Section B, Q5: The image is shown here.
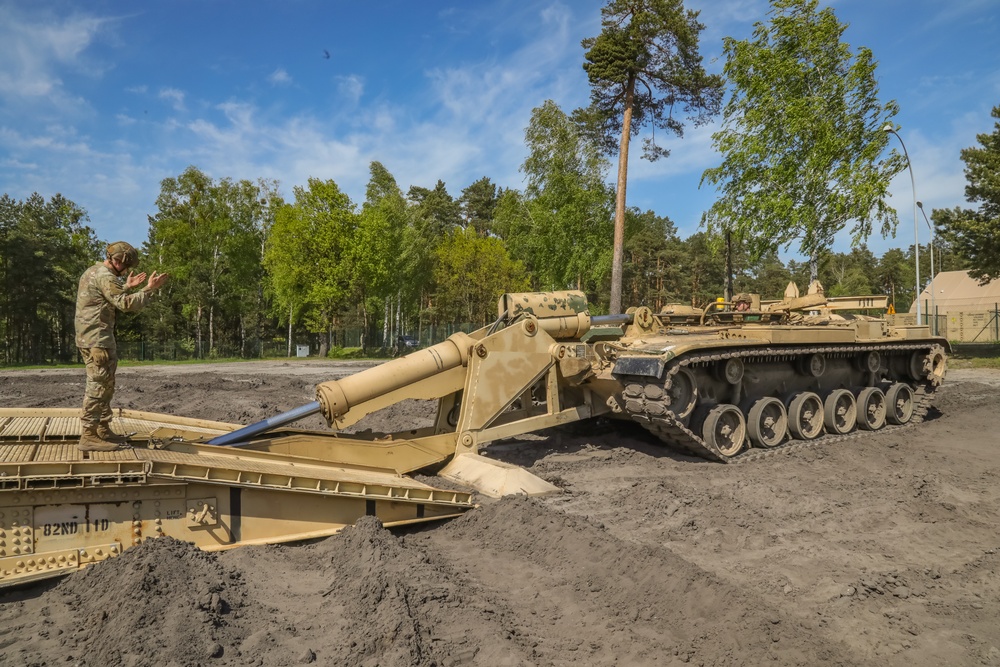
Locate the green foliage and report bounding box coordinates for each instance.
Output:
[962,106,1000,221]
[0,193,101,363]
[408,180,462,240]
[8,90,996,366]
[874,247,913,310]
[325,345,365,359]
[937,105,1000,284]
[403,179,464,332]
[144,167,274,356]
[948,345,1000,370]
[353,162,413,349]
[579,0,724,158]
[264,177,356,337]
[674,232,726,307]
[354,162,407,306]
[825,246,877,297]
[458,177,499,237]
[702,0,904,277]
[744,249,793,299]
[502,101,615,302]
[622,208,684,309]
[433,228,530,326]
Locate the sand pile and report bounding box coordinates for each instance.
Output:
[413,495,859,666]
[0,537,246,666]
[311,515,525,666]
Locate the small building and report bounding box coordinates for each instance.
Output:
[909,270,1000,314]
[905,270,1000,342]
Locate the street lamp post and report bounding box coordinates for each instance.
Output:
[917,201,936,334]
[883,124,921,323]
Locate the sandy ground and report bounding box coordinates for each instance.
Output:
[0,361,998,666]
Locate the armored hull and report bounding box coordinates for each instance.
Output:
[602,295,948,462]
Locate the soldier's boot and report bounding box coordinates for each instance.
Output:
[96,422,129,445]
[78,424,121,452]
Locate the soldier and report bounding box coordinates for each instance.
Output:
[75,241,169,452]
[733,293,753,312]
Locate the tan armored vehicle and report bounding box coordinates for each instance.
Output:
[0,284,946,587]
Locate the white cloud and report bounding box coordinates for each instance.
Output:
[267,68,292,86]
[401,1,588,192]
[129,0,599,208]
[158,87,186,112]
[0,1,601,238]
[883,112,985,220]
[335,75,364,104]
[0,119,162,240]
[0,4,107,102]
[0,156,38,170]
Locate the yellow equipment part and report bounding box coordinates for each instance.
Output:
[0,408,472,588]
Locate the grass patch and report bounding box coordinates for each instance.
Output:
[948,356,1000,370]
[947,342,1000,369]
[116,356,296,367]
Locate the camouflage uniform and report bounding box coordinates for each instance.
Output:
[75,262,153,429]
[733,293,753,312]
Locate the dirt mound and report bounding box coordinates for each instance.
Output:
[0,372,81,408]
[313,515,528,666]
[0,537,247,666]
[415,495,857,666]
[59,537,247,665]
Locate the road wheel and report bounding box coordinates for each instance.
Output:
[667,368,698,423]
[747,397,787,448]
[885,383,915,425]
[701,404,746,458]
[824,389,857,435]
[855,387,887,431]
[787,392,824,440]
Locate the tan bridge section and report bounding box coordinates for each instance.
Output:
[0,408,473,588]
[0,408,232,443]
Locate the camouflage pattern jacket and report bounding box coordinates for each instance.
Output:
[75,263,153,350]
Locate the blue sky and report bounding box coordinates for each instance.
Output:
[1,0,998,263]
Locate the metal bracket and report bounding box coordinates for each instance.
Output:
[186,498,219,528]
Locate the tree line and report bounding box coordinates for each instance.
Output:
[3,0,997,365]
[0,146,964,365]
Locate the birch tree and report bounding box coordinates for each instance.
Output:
[701,0,904,282]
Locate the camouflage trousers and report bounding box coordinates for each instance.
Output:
[80,347,118,428]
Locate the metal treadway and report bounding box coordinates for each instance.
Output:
[0,408,474,588]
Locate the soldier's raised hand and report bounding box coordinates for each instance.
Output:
[125,270,147,289]
[146,271,170,291]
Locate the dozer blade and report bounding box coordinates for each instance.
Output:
[439,453,559,498]
[0,409,473,588]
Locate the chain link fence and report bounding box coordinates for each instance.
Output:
[112,322,483,362]
[890,303,1000,342]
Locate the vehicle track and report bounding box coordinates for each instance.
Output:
[618,342,945,463]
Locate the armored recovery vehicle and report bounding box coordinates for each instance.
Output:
[0,285,947,587]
